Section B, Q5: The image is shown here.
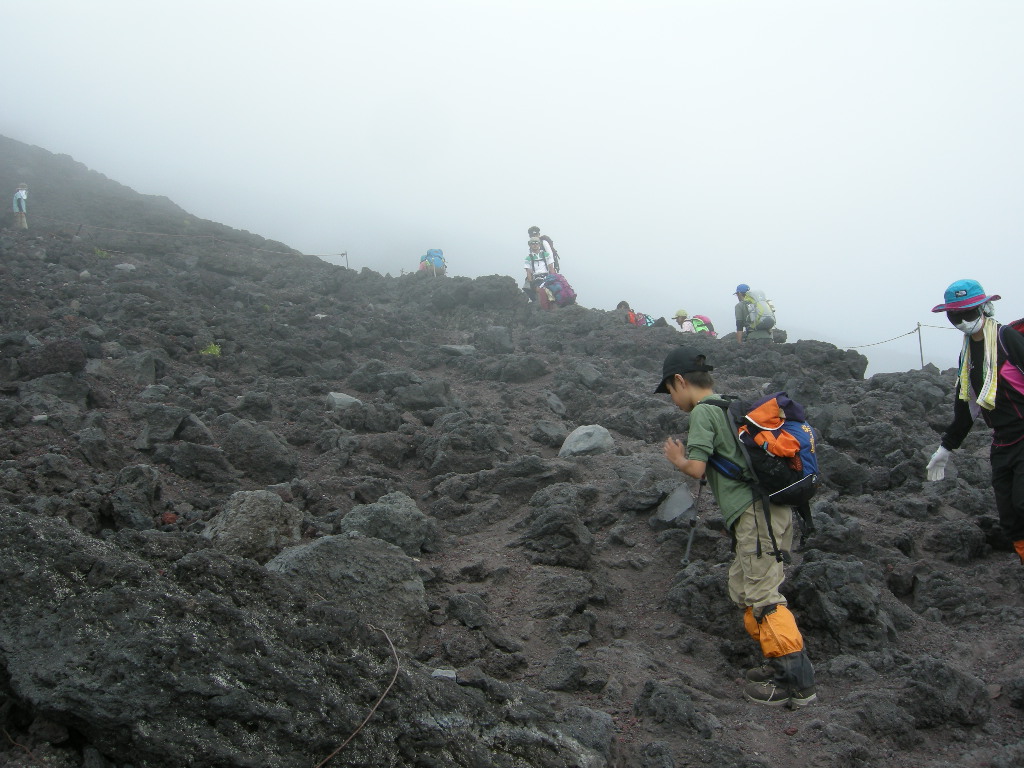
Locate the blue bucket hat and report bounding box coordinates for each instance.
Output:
[931,279,1001,313]
[734,283,750,295]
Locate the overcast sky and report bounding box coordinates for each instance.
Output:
[4,0,1022,376]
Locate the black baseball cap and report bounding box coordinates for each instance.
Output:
[654,347,714,393]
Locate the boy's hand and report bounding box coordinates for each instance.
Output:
[663,437,687,470]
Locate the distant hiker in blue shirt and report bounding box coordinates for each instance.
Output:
[12,184,27,229]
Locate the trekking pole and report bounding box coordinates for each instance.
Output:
[680,477,706,566]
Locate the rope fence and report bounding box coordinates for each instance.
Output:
[843,328,920,349]
[844,322,958,368]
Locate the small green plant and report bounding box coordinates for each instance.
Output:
[199,343,222,357]
[93,248,110,258]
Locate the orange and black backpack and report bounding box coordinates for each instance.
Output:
[706,392,822,558]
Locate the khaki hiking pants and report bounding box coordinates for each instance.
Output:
[728,500,794,610]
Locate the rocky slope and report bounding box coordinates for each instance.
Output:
[0,136,1022,768]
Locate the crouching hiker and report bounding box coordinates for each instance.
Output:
[926,279,1024,566]
[656,347,817,708]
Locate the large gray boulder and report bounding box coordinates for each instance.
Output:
[337,491,441,556]
[203,489,303,563]
[558,424,615,457]
[266,533,428,647]
[220,419,298,483]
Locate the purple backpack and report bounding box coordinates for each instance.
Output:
[542,274,577,307]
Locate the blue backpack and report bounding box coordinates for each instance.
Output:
[419,249,446,273]
[705,392,822,556]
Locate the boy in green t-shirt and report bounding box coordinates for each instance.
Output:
[655,347,816,708]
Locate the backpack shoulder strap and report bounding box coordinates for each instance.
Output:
[696,396,732,415]
[703,396,788,563]
[700,398,746,478]
[998,324,1024,377]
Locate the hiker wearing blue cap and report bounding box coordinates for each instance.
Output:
[733,284,773,344]
[926,279,1024,566]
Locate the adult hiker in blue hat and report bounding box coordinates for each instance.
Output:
[733,284,772,344]
[926,279,1024,566]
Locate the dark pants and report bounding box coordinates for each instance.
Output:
[991,438,1024,541]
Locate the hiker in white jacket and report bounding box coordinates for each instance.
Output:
[12,184,27,229]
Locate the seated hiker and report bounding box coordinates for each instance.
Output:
[675,310,717,336]
[673,310,697,333]
[528,225,560,272]
[618,301,666,328]
[524,238,557,307]
[618,301,644,326]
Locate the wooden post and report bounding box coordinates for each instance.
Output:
[917,322,925,368]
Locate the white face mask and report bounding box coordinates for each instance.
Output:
[956,316,985,335]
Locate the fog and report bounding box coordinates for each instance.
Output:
[4,0,1023,376]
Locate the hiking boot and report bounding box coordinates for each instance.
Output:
[743,680,791,707]
[744,663,775,683]
[789,686,818,708]
[744,680,818,708]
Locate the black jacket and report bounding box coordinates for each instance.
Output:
[941,324,1024,450]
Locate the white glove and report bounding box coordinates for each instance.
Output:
[926,446,951,481]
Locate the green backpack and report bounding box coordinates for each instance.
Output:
[744,290,776,331]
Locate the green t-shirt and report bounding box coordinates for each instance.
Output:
[684,395,756,528]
